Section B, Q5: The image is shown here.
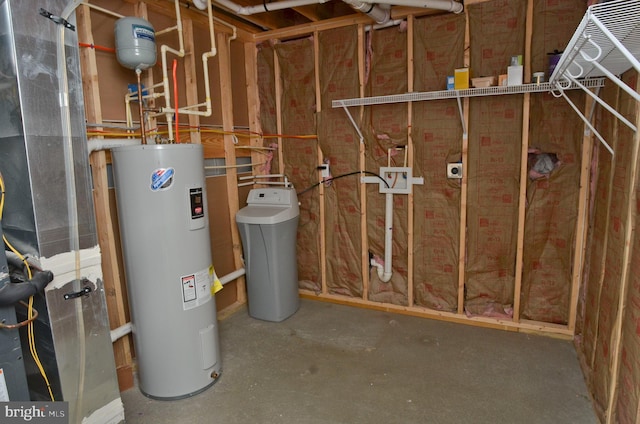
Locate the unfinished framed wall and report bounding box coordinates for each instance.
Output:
[253,0,590,337]
[73,1,640,418]
[577,69,640,423]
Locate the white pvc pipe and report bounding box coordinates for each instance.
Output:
[342,0,390,24]
[205,162,265,169]
[124,0,225,141]
[356,0,463,13]
[215,0,330,15]
[370,193,393,282]
[192,0,217,120]
[214,0,461,16]
[219,268,245,285]
[87,138,141,154]
[239,173,286,180]
[365,19,404,32]
[80,2,124,19]
[146,0,221,142]
[110,322,132,343]
[381,192,393,282]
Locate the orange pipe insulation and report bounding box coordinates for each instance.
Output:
[78,42,115,53]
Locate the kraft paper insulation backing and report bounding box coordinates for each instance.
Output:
[274,38,323,292]
[578,131,610,357]
[520,91,582,324]
[257,43,277,137]
[615,132,640,423]
[318,26,364,297]
[578,72,639,422]
[519,0,588,324]
[578,83,617,422]
[363,25,409,305]
[254,0,640,421]
[412,12,465,311]
[465,0,527,317]
[257,42,281,176]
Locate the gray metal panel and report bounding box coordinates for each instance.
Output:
[44,278,120,422]
[0,223,30,401]
[0,3,121,422]
[0,0,96,258]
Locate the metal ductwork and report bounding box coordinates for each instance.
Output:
[0,1,123,422]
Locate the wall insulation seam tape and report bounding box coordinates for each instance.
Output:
[40,246,102,291]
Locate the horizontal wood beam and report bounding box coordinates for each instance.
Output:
[252,7,449,42]
[300,291,575,339]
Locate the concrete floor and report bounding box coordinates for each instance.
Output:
[121,299,597,424]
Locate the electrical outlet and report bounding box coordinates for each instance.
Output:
[447,163,463,179]
[319,164,330,178]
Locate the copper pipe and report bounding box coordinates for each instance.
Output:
[136,69,147,144]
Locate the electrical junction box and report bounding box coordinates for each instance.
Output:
[378,167,424,194]
[447,163,463,179]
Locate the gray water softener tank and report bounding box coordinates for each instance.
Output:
[114,17,157,71]
[236,188,300,322]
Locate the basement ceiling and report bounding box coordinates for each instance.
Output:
[210,0,361,33]
[144,0,461,37]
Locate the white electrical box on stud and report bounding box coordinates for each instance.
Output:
[447,163,463,179]
[375,167,424,194]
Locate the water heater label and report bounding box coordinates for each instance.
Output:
[190,188,204,219]
[181,268,212,311]
[132,24,155,43]
[150,167,175,191]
